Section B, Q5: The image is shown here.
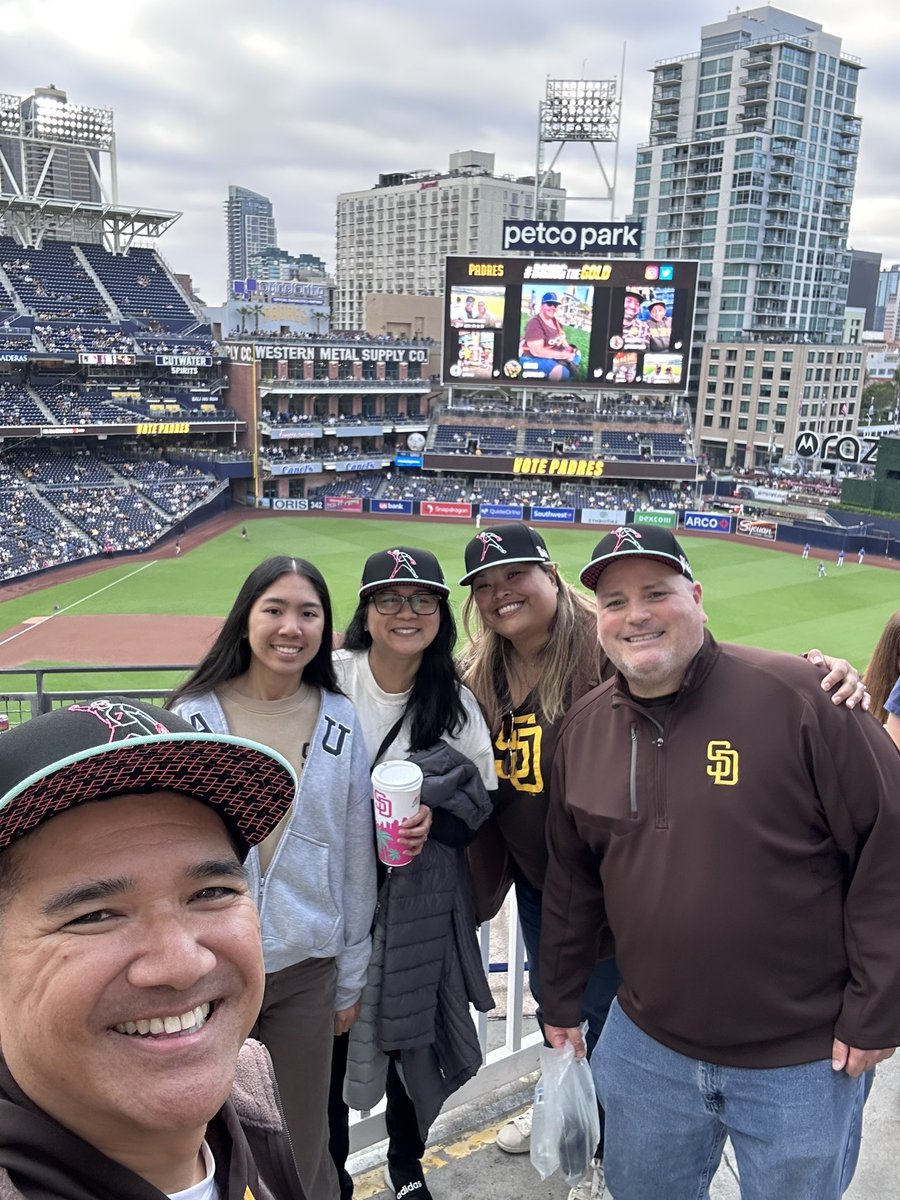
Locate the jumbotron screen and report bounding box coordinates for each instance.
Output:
[442,255,698,392]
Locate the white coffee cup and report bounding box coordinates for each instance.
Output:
[371,759,423,867]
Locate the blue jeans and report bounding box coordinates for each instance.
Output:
[514,869,622,1052]
[593,1000,872,1200]
[519,355,571,381]
[515,870,621,1158]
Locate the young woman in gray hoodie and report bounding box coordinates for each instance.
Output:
[168,555,376,1200]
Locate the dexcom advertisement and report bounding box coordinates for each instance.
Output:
[442,255,698,393]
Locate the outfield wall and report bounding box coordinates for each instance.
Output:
[247,495,900,563]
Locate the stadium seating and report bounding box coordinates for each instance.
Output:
[0,483,94,577]
[522,426,594,454]
[0,382,46,425]
[651,432,691,459]
[432,423,518,453]
[0,314,33,351]
[0,446,219,581]
[379,473,469,502]
[35,322,136,355]
[0,238,109,319]
[646,487,682,509]
[78,244,194,322]
[306,476,379,500]
[5,447,117,485]
[32,383,145,424]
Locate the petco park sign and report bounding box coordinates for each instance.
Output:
[502,219,643,254]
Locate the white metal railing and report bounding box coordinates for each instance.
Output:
[348,890,541,1151]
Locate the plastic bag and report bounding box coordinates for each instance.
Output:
[529,1037,600,1186]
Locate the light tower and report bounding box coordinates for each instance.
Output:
[0,85,177,250]
[533,75,622,221]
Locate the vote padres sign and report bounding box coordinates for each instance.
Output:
[502,219,643,255]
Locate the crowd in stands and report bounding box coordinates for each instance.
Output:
[0,380,45,425]
[1,241,109,320]
[1,239,199,336]
[0,447,219,582]
[261,446,317,464]
[444,394,685,424]
[35,323,135,355]
[33,384,145,425]
[523,427,595,453]
[305,476,380,500]
[0,334,31,350]
[731,467,842,499]
[377,472,648,511]
[0,316,32,351]
[230,328,434,346]
[79,244,195,322]
[0,483,94,577]
[434,405,700,460]
[262,375,429,388]
[0,380,235,427]
[136,336,216,356]
[51,487,168,552]
[597,429,692,462]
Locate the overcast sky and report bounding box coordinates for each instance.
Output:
[2,0,898,304]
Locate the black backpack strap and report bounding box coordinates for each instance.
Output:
[371,715,405,770]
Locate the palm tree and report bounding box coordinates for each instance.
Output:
[236,305,253,335]
[312,309,329,335]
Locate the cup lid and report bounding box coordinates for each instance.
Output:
[372,759,423,790]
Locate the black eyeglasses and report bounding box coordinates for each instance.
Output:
[370,592,441,615]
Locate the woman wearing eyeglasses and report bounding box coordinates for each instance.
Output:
[328,546,496,1200]
[458,522,869,1200]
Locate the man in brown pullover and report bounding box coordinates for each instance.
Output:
[540,526,900,1200]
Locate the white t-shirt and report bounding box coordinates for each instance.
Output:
[167,1142,217,1200]
[333,649,497,791]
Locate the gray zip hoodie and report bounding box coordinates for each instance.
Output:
[173,688,376,1010]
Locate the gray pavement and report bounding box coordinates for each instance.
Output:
[351,1053,899,1198]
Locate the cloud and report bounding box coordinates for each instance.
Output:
[2,0,897,299]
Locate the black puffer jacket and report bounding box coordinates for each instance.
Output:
[345,740,495,1137]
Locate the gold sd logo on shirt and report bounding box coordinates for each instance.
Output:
[707,740,739,786]
[495,711,544,793]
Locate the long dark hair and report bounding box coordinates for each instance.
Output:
[168,556,340,707]
[864,609,900,724]
[342,594,467,752]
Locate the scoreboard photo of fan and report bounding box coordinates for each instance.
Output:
[442,256,698,393]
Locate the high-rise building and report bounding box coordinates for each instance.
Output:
[248,246,327,283]
[874,264,900,342]
[225,185,277,286]
[631,7,862,346]
[630,7,864,468]
[847,249,881,331]
[334,150,565,331]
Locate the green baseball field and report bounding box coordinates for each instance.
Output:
[0,517,896,694]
